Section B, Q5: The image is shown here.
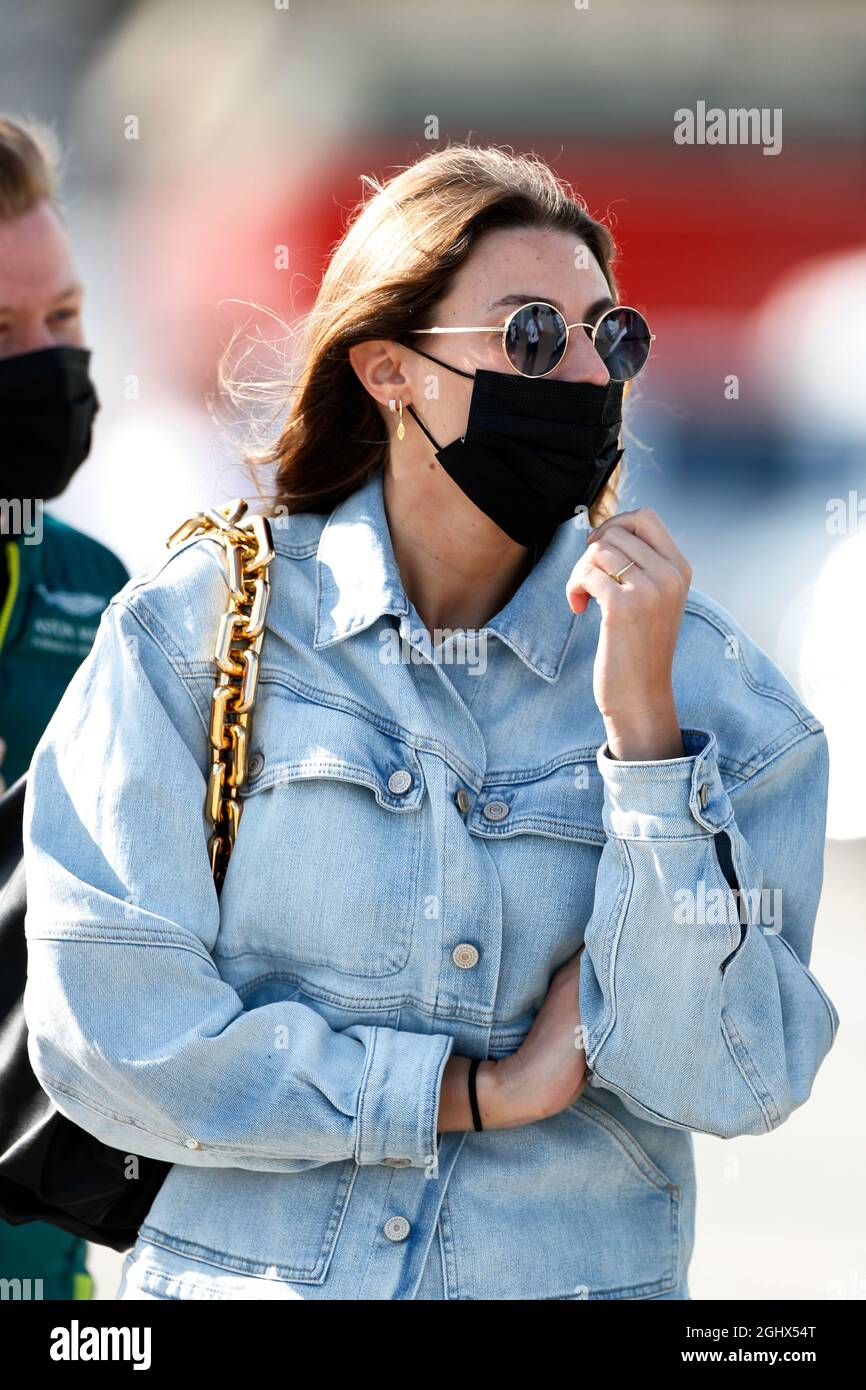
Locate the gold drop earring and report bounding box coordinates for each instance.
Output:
[388,398,405,441]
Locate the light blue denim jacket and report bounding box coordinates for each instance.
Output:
[22,466,839,1300]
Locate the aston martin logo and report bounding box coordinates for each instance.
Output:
[34,584,108,617]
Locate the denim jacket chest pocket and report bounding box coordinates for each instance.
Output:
[467,751,607,846]
[217,684,427,980]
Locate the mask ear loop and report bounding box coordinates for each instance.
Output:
[398,341,476,381]
[395,340,476,452]
[404,402,444,451]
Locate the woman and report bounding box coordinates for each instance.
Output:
[22,145,839,1301]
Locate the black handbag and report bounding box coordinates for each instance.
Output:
[0,770,172,1251]
[0,499,273,1252]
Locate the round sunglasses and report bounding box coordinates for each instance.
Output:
[403,300,654,381]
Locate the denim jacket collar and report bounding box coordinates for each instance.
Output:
[314,466,586,682]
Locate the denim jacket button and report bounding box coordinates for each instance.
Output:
[699,781,709,810]
[247,751,265,780]
[383,1156,412,1167]
[455,788,472,813]
[483,799,510,822]
[383,1216,411,1241]
[387,769,413,795]
[452,943,479,969]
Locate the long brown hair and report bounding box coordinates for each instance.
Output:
[224,143,627,527]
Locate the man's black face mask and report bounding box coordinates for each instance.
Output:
[402,344,624,548]
[0,345,100,500]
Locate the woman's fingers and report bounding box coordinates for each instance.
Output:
[566,540,640,612]
[566,557,615,613]
[589,524,662,578]
[589,507,692,587]
[567,508,692,613]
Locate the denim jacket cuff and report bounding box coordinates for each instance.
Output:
[354,1025,455,1169]
[596,727,735,840]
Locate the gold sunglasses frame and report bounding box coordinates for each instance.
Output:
[403,300,656,381]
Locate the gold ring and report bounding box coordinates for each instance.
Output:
[604,560,636,585]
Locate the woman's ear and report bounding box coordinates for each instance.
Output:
[347,340,411,409]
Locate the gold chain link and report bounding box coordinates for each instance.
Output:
[165,498,275,894]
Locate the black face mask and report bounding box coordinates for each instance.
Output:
[0,345,100,500]
[403,345,624,548]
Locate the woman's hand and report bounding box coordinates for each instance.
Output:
[565,508,691,761]
[495,945,590,1123]
[436,946,591,1133]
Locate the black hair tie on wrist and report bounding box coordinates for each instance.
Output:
[468,1057,484,1132]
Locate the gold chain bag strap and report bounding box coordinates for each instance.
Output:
[165,499,275,894]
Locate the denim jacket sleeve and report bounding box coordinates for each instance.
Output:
[22,584,454,1173]
[578,712,840,1139]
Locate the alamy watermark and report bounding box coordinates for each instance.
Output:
[826,491,865,534]
[50,1321,151,1369]
[0,497,44,544]
[674,102,782,156]
[379,625,488,675]
[674,881,782,933]
[0,1276,43,1300]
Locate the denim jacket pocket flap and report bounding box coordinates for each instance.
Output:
[237,688,427,812]
[139,1159,358,1286]
[470,753,605,846]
